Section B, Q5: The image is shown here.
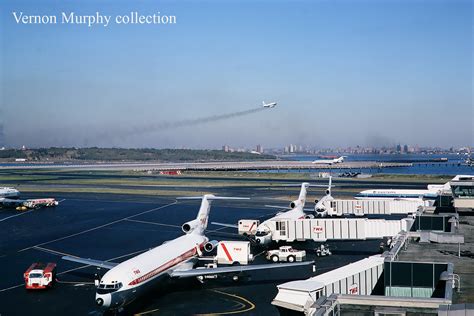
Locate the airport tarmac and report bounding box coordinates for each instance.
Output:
[0,190,384,315]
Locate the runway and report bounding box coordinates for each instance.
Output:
[0,160,412,171]
[0,190,383,315]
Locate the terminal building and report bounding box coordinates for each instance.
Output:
[449,175,474,211]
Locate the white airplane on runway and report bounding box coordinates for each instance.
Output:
[63,195,311,310]
[312,156,346,165]
[262,101,277,108]
[354,176,469,202]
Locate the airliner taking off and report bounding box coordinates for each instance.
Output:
[312,156,346,165]
[262,101,277,108]
[63,195,310,310]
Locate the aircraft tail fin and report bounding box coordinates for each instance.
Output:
[293,182,309,209]
[177,195,249,235]
[327,176,332,195]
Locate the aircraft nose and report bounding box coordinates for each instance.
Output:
[95,293,111,308]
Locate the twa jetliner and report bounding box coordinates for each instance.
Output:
[254,182,311,245]
[354,175,471,202]
[262,101,277,108]
[62,195,310,310]
[213,182,333,245]
[312,156,346,165]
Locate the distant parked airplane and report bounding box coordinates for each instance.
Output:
[312,156,346,165]
[354,175,473,201]
[0,187,20,199]
[262,101,277,108]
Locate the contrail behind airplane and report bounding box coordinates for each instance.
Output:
[136,107,265,133]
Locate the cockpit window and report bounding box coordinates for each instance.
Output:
[97,282,122,294]
[255,231,269,237]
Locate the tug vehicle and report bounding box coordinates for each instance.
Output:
[266,246,306,263]
[24,263,57,289]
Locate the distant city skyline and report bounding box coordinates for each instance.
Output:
[1,0,472,149]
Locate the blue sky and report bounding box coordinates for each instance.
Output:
[1,0,472,149]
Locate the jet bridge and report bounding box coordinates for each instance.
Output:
[267,217,413,242]
[316,199,425,217]
[272,255,385,312]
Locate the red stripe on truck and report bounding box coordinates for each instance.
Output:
[220,243,233,262]
[248,222,256,232]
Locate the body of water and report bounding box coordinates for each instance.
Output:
[282,153,473,176]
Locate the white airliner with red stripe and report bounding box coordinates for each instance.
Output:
[62,195,311,310]
[254,183,310,245]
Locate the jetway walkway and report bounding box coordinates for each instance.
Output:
[317,199,425,217]
[268,217,414,242]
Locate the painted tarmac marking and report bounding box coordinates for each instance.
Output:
[134,307,160,315]
[0,210,35,222]
[196,289,256,315]
[0,284,23,292]
[126,219,236,233]
[17,201,177,253]
[64,197,164,204]
[125,218,181,228]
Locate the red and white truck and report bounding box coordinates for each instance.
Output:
[216,241,253,265]
[238,219,259,235]
[24,263,56,289]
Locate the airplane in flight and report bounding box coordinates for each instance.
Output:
[262,101,277,108]
[312,156,346,165]
[62,195,311,310]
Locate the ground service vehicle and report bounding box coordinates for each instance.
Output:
[216,241,253,265]
[24,263,56,289]
[266,246,306,263]
[238,220,259,235]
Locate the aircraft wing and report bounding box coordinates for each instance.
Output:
[210,221,238,229]
[62,255,118,270]
[170,261,312,278]
[264,204,292,210]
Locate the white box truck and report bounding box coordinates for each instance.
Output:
[238,219,260,235]
[216,241,253,265]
